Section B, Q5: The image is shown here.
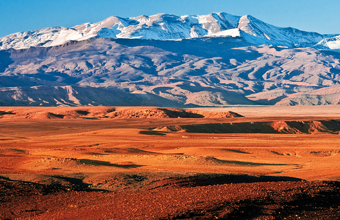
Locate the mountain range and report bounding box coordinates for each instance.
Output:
[1,12,340,107]
[1,12,339,50]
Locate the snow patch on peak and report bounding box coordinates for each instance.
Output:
[207,28,241,38]
[315,35,340,50]
[180,15,199,25]
[238,15,255,36]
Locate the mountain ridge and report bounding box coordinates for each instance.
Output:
[1,12,340,107]
[1,12,339,51]
[1,37,340,107]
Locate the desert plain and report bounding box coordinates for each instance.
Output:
[1,105,340,219]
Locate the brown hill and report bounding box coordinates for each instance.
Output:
[0,107,243,119]
[169,120,340,134]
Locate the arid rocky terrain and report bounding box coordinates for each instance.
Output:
[2,9,340,220]
[1,106,340,219]
[2,37,340,107]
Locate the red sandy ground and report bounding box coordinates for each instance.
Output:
[1,106,340,219]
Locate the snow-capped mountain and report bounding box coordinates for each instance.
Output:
[237,15,328,47]
[0,12,337,50]
[1,12,340,107]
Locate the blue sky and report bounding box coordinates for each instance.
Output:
[1,0,339,38]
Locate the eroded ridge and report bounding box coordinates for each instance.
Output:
[0,107,243,119]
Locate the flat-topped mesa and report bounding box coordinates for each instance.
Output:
[166,120,340,134]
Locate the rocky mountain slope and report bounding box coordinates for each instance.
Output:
[1,37,340,106]
[1,12,340,106]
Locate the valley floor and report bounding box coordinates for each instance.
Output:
[1,106,340,219]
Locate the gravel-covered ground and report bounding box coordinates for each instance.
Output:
[1,179,340,220]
